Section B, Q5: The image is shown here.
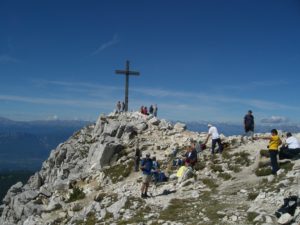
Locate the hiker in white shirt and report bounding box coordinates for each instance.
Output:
[279,132,300,160]
[204,124,223,154]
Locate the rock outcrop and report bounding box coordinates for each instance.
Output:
[1,111,300,225]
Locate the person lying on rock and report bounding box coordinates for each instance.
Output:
[255,129,282,175]
[279,132,300,160]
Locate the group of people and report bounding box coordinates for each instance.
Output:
[140,104,158,117]
[242,110,300,175]
[136,109,300,198]
[137,152,167,198]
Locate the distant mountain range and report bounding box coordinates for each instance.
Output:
[0,117,91,171]
[184,121,300,136]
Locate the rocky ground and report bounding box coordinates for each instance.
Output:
[0,112,300,225]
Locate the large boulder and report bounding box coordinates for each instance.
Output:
[88,141,123,170]
[174,122,186,132]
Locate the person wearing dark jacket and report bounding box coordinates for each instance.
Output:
[140,153,153,198]
[242,110,255,141]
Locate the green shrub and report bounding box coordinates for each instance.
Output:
[280,161,294,171]
[202,178,219,189]
[255,167,272,176]
[247,212,259,222]
[194,161,206,171]
[103,160,134,183]
[247,192,259,200]
[211,164,223,173]
[218,172,232,181]
[228,164,242,173]
[260,149,270,158]
[66,186,85,203]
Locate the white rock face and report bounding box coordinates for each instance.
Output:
[278,213,292,224]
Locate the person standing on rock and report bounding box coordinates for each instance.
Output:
[121,101,125,112]
[140,153,153,198]
[204,124,223,154]
[116,101,121,113]
[242,110,255,141]
[153,104,158,117]
[149,105,154,115]
[256,129,282,175]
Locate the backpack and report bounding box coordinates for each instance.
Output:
[275,195,298,218]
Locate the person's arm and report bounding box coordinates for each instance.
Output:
[204,134,211,144]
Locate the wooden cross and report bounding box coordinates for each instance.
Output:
[115,60,140,112]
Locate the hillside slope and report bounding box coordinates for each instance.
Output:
[0,112,299,225]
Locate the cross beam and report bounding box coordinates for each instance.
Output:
[115,60,140,112]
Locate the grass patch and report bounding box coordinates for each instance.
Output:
[247,212,259,222]
[247,192,259,201]
[233,152,251,166]
[211,164,223,173]
[255,167,272,177]
[260,149,270,158]
[202,178,219,189]
[280,161,294,172]
[66,186,85,203]
[258,161,270,168]
[117,205,151,225]
[194,161,206,171]
[86,211,97,225]
[218,172,232,181]
[103,160,134,183]
[221,150,232,159]
[228,163,242,173]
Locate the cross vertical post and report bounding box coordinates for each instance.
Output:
[115,60,140,112]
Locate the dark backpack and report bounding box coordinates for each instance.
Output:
[275,195,298,218]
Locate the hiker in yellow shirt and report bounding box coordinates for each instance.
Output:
[256,129,282,175]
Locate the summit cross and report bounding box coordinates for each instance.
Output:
[115,60,140,112]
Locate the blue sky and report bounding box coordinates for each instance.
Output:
[1,0,300,124]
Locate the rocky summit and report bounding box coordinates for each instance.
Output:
[1,112,300,225]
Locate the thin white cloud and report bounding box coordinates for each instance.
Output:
[0,94,113,109]
[91,34,119,55]
[261,116,289,124]
[30,80,300,113]
[0,54,20,64]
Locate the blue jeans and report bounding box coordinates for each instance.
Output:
[269,150,279,174]
[212,138,223,154]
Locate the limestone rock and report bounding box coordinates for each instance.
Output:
[278,213,292,224]
[174,122,186,132]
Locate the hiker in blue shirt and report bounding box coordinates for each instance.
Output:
[140,153,153,198]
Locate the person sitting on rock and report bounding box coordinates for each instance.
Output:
[279,132,300,160]
[183,145,197,167]
[176,161,193,183]
[151,156,160,182]
[140,153,153,198]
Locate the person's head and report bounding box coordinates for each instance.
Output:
[286,132,292,138]
[152,156,156,161]
[248,110,252,115]
[146,153,150,158]
[207,124,213,128]
[271,129,278,135]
